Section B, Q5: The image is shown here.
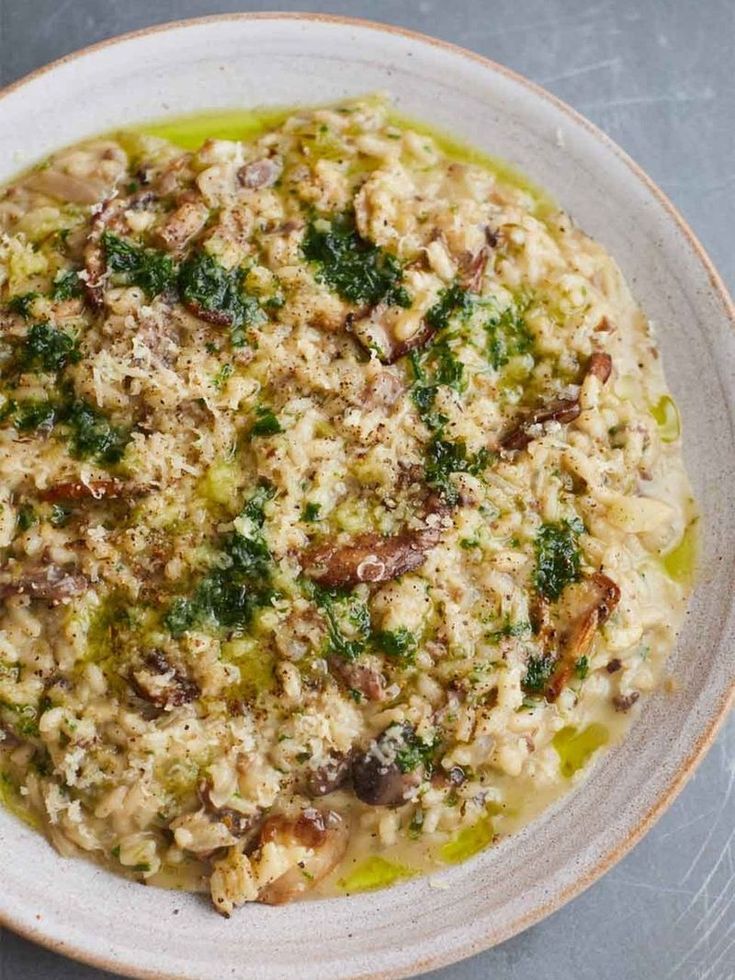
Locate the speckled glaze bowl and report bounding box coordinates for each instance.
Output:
[0,14,732,980]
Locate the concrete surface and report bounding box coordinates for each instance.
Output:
[0,1,732,978]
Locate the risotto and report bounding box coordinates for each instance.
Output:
[0,98,696,914]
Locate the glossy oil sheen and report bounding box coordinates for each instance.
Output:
[134,104,554,215]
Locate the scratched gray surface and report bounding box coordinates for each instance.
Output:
[0,1,732,978]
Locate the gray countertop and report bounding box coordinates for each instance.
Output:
[0,1,732,978]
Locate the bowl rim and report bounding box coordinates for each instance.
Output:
[0,11,732,980]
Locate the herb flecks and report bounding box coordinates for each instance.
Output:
[165,484,276,637]
[303,212,410,308]
[51,269,84,301]
[485,298,533,371]
[179,252,265,346]
[425,437,489,505]
[374,627,417,664]
[63,399,130,466]
[425,283,472,332]
[534,518,583,601]
[523,652,556,694]
[103,232,177,298]
[19,322,80,373]
[311,585,372,662]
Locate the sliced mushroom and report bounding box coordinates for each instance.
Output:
[305,753,353,797]
[587,351,613,383]
[0,562,89,603]
[198,780,261,839]
[302,522,442,589]
[500,398,581,452]
[612,691,640,712]
[352,724,423,807]
[545,573,621,701]
[257,808,348,905]
[25,143,127,206]
[330,657,386,702]
[459,245,490,292]
[26,171,108,206]
[83,198,126,310]
[237,157,283,190]
[500,351,613,452]
[38,479,138,502]
[362,368,406,409]
[129,650,199,710]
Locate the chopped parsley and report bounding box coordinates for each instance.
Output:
[0,387,129,468]
[425,437,489,505]
[16,504,37,532]
[575,655,589,679]
[165,484,276,636]
[1,398,57,432]
[7,292,39,319]
[51,269,83,301]
[485,298,534,370]
[103,232,177,298]
[374,627,417,664]
[488,620,532,644]
[250,405,283,437]
[62,399,130,465]
[19,321,80,373]
[303,212,410,308]
[425,283,472,331]
[410,339,465,431]
[178,251,264,346]
[0,700,39,738]
[212,363,233,389]
[534,518,584,600]
[394,727,437,774]
[302,502,321,522]
[523,653,556,694]
[311,585,371,661]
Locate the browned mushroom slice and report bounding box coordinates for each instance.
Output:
[83,198,125,310]
[302,523,442,589]
[238,157,283,189]
[330,657,386,702]
[352,724,423,807]
[38,479,136,502]
[459,245,490,292]
[154,199,210,252]
[500,352,614,452]
[587,351,613,383]
[26,170,110,206]
[257,809,348,905]
[612,691,640,712]
[25,143,127,206]
[305,753,353,797]
[129,650,199,710]
[379,319,439,366]
[346,301,438,366]
[545,573,621,701]
[198,780,261,839]
[0,563,88,603]
[500,398,581,452]
[529,593,555,648]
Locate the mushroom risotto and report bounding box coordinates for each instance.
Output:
[0,98,696,913]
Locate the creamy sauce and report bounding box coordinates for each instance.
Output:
[0,98,696,910]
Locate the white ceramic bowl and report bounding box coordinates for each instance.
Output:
[0,14,732,980]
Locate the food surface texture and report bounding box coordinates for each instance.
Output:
[0,98,695,913]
